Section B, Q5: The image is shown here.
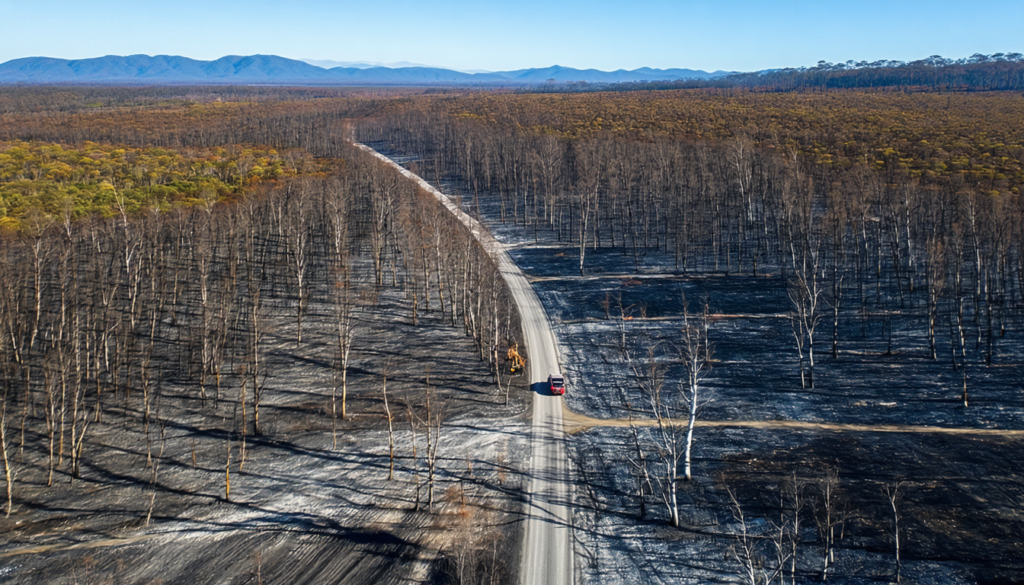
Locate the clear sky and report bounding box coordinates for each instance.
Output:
[1,0,1021,72]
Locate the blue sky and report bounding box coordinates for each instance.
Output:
[1,0,1021,72]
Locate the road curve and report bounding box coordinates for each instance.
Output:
[354,144,574,585]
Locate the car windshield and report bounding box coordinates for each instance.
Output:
[551,377,564,385]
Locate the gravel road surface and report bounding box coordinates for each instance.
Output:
[356,144,575,585]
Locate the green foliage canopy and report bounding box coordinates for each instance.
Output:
[0,140,319,230]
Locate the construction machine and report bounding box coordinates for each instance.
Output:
[507,342,526,374]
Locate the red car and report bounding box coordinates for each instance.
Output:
[548,374,566,395]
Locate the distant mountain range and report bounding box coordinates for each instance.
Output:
[299,59,435,70]
[0,54,733,85]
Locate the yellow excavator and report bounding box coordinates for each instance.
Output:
[507,342,526,374]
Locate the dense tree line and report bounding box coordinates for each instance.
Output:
[728,53,1024,92]
[0,98,393,153]
[0,85,422,116]
[528,53,1024,93]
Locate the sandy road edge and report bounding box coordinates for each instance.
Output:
[562,402,1024,436]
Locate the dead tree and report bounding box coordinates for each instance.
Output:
[68,373,90,481]
[630,342,683,528]
[883,481,906,584]
[925,237,946,361]
[782,474,808,585]
[381,361,396,481]
[43,364,58,486]
[615,295,636,358]
[243,199,269,436]
[1,393,13,517]
[327,177,356,430]
[368,163,399,287]
[407,401,421,511]
[572,143,600,277]
[815,467,847,581]
[788,253,824,389]
[225,409,234,502]
[195,206,214,402]
[679,297,713,481]
[727,487,788,585]
[621,394,652,520]
[334,274,358,427]
[783,166,825,389]
[424,372,447,510]
[948,222,968,370]
[426,204,451,318]
[145,401,166,526]
[286,184,311,346]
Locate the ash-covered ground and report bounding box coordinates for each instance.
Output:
[380,153,1024,585]
[0,256,532,584]
[571,426,1024,585]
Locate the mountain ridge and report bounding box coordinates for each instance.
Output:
[0,54,733,85]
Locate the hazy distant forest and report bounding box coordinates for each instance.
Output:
[1,56,1023,583]
[533,52,1024,92]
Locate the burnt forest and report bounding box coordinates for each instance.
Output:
[1,60,1024,584]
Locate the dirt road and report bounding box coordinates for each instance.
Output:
[356,144,575,585]
[499,255,575,585]
[561,405,1024,435]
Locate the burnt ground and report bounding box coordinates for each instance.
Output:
[0,253,532,585]
[376,151,1024,585]
[572,427,1024,585]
